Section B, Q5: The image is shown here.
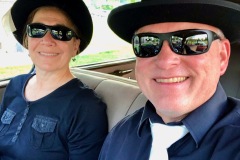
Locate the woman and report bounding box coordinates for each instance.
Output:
[0,0,108,159]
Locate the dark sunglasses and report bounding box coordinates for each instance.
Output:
[132,29,221,58]
[26,23,79,41]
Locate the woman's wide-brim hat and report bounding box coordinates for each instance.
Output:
[2,0,93,53]
[108,0,240,44]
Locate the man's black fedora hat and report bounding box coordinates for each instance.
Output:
[108,0,240,43]
[2,0,93,53]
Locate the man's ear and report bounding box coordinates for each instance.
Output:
[219,39,231,76]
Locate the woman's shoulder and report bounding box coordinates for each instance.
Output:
[7,73,33,88]
[69,78,100,98]
[10,73,33,83]
[62,78,106,108]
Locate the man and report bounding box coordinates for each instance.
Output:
[99,0,240,159]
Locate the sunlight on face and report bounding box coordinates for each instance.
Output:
[27,7,80,72]
[135,22,229,122]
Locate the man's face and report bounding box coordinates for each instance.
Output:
[135,22,230,123]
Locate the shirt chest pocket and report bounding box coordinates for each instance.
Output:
[31,115,58,150]
[0,109,16,136]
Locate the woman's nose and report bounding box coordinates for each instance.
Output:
[40,31,56,45]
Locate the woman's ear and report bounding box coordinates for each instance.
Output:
[73,39,80,56]
[219,39,231,76]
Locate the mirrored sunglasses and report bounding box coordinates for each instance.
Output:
[26,23,79,41]
[132,29,220,58]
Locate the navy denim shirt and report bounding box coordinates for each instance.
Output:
[99,83,240,160]
[0,74,108,160]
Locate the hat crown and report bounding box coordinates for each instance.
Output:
[140,0,240,4]
[227,0,240,3]
[108,0,240,43]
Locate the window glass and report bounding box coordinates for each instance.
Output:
[0,0,139,80]
[0,0,32,80]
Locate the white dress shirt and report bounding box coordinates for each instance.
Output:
[149,120,189,160]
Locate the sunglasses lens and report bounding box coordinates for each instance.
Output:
[172,32,209,55]
[27,24,46,38]
[27,23,77,41]
[184,33,208,54]
[133,35,161,58]
[51,26,74,41]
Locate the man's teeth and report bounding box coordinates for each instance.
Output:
[156,77,187,83]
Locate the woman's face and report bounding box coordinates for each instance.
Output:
[27,7,80,73]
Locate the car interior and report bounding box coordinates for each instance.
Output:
[0,42,239,131]
[220,42,240,98]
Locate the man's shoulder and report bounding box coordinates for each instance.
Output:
[213,122,240,157]
[216,96,240,128]
[227,96,240,115]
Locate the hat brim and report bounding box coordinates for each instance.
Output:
[108,0,240,43]
[2,0,93,53]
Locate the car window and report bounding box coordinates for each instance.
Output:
[0,0,32,80]
[0,0,139,81]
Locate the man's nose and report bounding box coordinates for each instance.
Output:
[154,41,181,69]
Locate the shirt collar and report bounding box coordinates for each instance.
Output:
[137,101,182,137]
[137,101,156,137]
[137,83,228,146]
[182,83,228,146]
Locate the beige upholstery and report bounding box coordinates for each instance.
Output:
[71,68,147,131]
